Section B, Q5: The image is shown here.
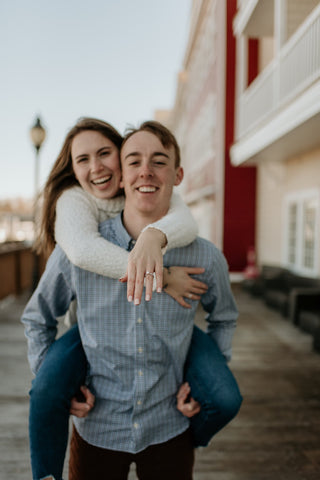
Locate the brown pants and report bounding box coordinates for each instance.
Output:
[69,426,194,480]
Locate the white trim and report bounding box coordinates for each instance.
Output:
[233,0,259,36]
[184,184,217,206]
[230,79,320,165]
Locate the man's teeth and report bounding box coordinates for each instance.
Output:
[92,176,111,185]
[138,186,156,192]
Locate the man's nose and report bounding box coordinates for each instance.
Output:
[139,162,153,177]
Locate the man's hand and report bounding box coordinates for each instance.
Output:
[176,382,201,418]
[70,386,95,418]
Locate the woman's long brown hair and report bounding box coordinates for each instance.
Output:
[35,117,123,257]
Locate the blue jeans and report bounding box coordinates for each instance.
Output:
[29,325,242,480]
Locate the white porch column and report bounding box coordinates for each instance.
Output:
[274,0,287,53]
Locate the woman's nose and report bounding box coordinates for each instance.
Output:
[90,156,103,172]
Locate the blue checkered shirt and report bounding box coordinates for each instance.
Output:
[22,213,238,453]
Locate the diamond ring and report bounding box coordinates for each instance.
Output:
[145,271,154,277]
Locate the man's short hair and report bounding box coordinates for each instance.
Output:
[122,121,181,167]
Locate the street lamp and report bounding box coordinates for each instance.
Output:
[30,116,46,199]
[30,116,46,290]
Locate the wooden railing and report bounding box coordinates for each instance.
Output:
[235,3,320,139]
[0,242,46,300]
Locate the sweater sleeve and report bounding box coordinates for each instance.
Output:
[55,187,128,278]
[144,191,198,250]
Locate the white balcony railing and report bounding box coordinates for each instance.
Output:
[235,3,320,140]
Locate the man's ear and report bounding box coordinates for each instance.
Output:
[174,167,184,186]
[119,174,124,189]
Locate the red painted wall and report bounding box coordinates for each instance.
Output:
[223,0,257,272]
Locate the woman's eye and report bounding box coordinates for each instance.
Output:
[77,157,88,163]
[100,150,110,156]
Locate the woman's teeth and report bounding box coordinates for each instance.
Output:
[92,176,111,185]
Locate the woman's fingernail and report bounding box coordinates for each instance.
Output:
[146,294,151,301]
[134,298,140,305]
[128,296,133,302]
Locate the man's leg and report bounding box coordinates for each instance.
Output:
[136,429,194,480]
[29,325,87,480]
[184,325,243,447]
[69,426,132,480]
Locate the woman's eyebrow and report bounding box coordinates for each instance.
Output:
[74,146,111,160]
[74,153,88,160]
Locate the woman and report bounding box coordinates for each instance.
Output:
[28,117,242,480]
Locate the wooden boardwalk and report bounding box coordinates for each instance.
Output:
[1,286,320,479]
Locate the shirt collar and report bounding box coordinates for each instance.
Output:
[100,212,135,252]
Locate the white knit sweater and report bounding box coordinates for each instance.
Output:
[55,186,198,278]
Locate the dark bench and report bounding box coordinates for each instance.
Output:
[293,291,320,354]
[264,270,320,317]
[242,265,320,320]
[242,265,284,298]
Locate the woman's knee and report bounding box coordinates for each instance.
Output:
[204,379,242,422]
[30,326,87,405]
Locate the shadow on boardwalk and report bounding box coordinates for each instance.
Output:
[0,286,320,479]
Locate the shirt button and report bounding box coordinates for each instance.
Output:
[133,422,139,429]
[138,347,143,353]
[137,318,143,324]
[138,370,143,376]
[137,400,142,405]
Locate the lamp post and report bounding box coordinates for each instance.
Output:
[30,116,46,290]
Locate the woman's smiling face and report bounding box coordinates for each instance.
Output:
[71,130,121,199]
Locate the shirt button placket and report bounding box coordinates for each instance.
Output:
[134,311,145,440]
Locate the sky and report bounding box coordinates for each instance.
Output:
[0,0,192,200]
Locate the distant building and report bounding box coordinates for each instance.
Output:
[0,198,34,243]
[231,0,320,278]
[158,0,256,273]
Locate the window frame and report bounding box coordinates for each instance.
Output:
[283,189,319,277]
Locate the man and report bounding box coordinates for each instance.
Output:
[22,121,239,479]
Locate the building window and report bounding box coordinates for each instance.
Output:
[288,203,297,265]
[303,197,317,270]
[285,191,319,276]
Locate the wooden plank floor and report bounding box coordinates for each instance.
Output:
[1,286,320,479]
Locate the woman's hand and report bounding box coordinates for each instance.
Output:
[120,228,167,305]
[163,266,208,308]
[70,386,95,418]
[176,382,201,418]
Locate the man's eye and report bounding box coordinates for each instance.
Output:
[100,150,110,156]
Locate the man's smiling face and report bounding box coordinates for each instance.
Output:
[120,130,183,220]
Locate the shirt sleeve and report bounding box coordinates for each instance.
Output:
[55,187,128,278]
[142,191,198,250]
[21,247,74,375]
[200,249,238,362]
